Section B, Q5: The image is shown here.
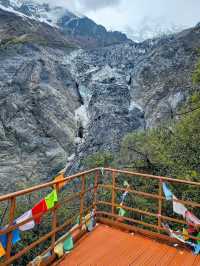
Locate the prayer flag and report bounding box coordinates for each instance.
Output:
[45,190,58,209]
[0,242,5,258]
[63,234,73,252]
[194,244,200,255]
[16,210,35,231]
[0,226,21,248]
[54,243,64,258]
[173,196,187,218]
[118,207,126,217]
[162,223,185,243]
[188,225,197,234]
[121,191,128,203]
[185,211,200,226]
[162,183,173,200]
[196,232,200,245]
[100,167,104,176]
[124,181,129,187]
[182,228,189,241]
[32,199,48,224]
[86,210,95,232]
[54,174,65,190]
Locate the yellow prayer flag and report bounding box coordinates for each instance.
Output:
[54,242,64,258]
[183,228,189,241]
[0,242,5,258]
[54,173,65,190]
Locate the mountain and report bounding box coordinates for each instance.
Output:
[0,7,81,192]
[0,0,129,48]
[0,4,200,193]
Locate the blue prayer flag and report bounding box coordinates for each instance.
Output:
[0,227,21,248]
[121,191,128,203]
[162,183,173,200]
[194,244,200,255]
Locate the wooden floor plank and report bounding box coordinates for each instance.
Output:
[58,224,198,266]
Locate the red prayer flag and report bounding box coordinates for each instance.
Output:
[32,199,48,224]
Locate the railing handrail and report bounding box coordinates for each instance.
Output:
[0,168,99,202]
[1,167,200,265]
[1,167,200,202]
[104,168,200,186]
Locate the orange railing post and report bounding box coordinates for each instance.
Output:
[79,174,85,227]
[111,171,116,217]
[6,197,16,260]
[94,169,99,212]
[51,183,59,252]
[158,179,162,231]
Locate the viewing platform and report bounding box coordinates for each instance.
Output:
[0,168,199,265]
[57,224,199,266]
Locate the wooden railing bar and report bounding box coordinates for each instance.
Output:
[96,211,161,230]
[1,204,95,266]
[0,186,97,236]
[2,215,77,266]
[158,180,162,231]
[40,204,95,257]
[160,215,186,225]
[0,168,99,202]
[96,211,200,242]
[51,184,59,251]
[104,168,200,186]
[79,175,85,227]
[97,201,186,225]
[99,184,200,209]
[6,197,16,260]
[59,186,96,207]
[97,200,158,217]
[99,184,160,200]
[94,170,99,212]
[111,172,116,216]
[1,168,200,202]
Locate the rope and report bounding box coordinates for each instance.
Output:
[0,202,8,226]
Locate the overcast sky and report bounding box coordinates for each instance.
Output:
[44,0,200,41]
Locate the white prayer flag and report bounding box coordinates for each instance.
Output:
[173,196,187,218]
[16,210,35,231]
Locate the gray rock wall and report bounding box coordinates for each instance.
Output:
[0,7,200,192]
[0,44,82,192]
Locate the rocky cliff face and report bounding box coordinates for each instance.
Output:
[63,27,200,173]
[0,6,200,192]
[0,9,82,192]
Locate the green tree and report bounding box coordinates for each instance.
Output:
[83,151,114,169]
[192,58,200,84]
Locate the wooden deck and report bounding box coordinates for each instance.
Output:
[58,224,200,266]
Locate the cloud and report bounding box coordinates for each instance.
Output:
[77,0,121,11]
[39,0,121,11]
[34,0,200,41]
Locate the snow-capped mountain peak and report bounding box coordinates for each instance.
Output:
[0,0,82,27]
[0,0,129,48]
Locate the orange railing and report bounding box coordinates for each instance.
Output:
[0,168,200,265]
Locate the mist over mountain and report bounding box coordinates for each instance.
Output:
[123,17,185,42]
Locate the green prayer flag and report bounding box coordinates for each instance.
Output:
[123,181,129,187]
[63,234,73,252]
[45,189,58,209]
[118,207,126,217]
[76,215,80,224]
[197,232,200,245]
